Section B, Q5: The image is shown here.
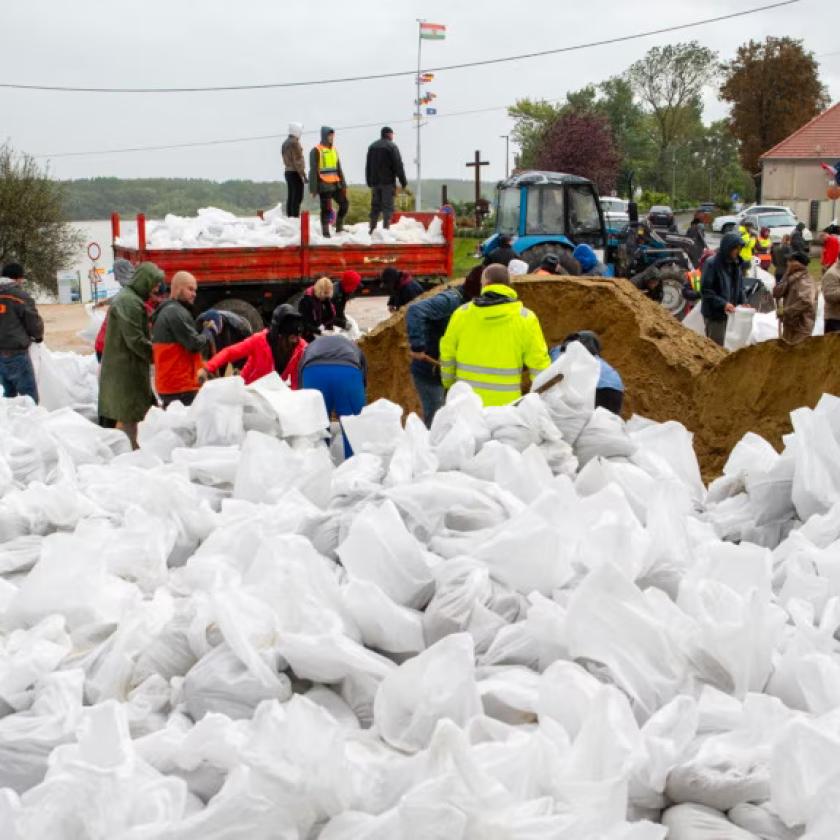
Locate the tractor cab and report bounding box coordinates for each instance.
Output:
[482,171,608,272]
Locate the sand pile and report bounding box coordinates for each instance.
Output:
[361,277,840,479]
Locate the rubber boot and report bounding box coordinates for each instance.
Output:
[321,223,331,239]
[336,220,345,234]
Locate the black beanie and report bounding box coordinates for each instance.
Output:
[790,251,810,267]
[381,126,394,138]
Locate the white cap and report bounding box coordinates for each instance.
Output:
[288,122,303,138]
[508,259,529,276]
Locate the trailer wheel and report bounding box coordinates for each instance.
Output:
[214,298,265,331]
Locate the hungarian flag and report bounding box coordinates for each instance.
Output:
[420,22,446,40]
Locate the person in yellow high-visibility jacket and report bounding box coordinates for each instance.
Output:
[439,264,551,406]
[739,222,757,265]
[309,126,349,238]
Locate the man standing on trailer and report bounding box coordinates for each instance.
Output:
[310,127,349,238]
[365,126,408,233]
[282,122,307,218]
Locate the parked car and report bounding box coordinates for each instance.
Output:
[599,196,629,228]
[712,204,802,234]
[647,205,677,232]
[697,202,717,215]
[742,210,812,244]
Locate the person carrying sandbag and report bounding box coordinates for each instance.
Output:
[700,232,746,347]
[773,250,816,345]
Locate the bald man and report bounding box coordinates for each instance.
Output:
[150,271,217,407]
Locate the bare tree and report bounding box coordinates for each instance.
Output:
[627,42,718,191]
[0,144,82,296]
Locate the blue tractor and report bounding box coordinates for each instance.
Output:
[480,171,691,317]
[480,171,609,273]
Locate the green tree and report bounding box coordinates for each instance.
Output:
[507,99,563,168]
[0,144,82,296]
[627,41,718,191]
[720,37,829,181]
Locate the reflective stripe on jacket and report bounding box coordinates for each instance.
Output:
[317,145,340,183]
[438,283,550,407]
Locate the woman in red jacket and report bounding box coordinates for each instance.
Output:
[201,304,307,387]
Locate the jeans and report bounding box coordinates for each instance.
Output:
[704,317,726,347]
[300,364,365,458]
[318,188,349,232]
[370,185,396,229]
[0,350,39,402]
[285,171,304,217]
[411,369,445,428]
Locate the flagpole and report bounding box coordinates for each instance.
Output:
[415,19,423,211]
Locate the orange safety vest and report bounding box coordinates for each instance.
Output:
[317,144,341,184]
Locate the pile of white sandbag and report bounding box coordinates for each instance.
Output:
[114,204,446,250]
[3,341,840,839]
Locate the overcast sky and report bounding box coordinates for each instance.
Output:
[3,0,838,186]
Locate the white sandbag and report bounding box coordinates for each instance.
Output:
[790,407,840,520]
[725,306,756,351]
[665,759,771,813]
[662,803,760,839]
[246,372,330,438]
[727,803,802,840]
[7,531,139,630]
[341,399,404,456]
[183,643,291,721]
[373,633,482,752]
[0,670,84,794]
[337,499,434,609]
[189,376,246,447]
[683,302,705,336]
[341,579,425,655]
[532,341,599,445]
[565,563,687,719]
[575,407,637,466]
[385,413,438,486]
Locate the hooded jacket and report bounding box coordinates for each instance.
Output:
[282,123,307,181]
[701,232,746,321]
[773,263,816,344]
[365,134,408,189]
[384,268,423,310]
[204,329,307,387]
[791,224,809,256]
[406,285,468,381]
[309,126,346,195]
[151,298,213,395]
[438,283,550,407]
[0,278,44,352]
[98,262,163,422]
[573,244,608,277]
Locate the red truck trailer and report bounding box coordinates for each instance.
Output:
[111,209,455,327]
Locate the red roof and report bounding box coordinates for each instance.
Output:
[761,102,840,160]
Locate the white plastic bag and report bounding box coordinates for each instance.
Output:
[725,306,755,352]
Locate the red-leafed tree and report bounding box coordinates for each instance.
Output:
[534,111,620,194]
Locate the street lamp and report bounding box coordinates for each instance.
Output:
[500,135,510,178]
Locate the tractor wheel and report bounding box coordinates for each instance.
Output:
[659,265,689,320]
[520,243,570,275]
[214,298,265,331]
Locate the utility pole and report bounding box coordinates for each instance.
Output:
[466,150,490,228]
[500,135,510,178]
[415,20,423,211]
[672,148,677,207]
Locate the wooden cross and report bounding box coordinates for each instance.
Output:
[466,149,489,227]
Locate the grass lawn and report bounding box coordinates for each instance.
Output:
[452,237,483,279]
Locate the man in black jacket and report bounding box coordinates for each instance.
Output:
[366,126,408,233]
[700,231,746,347]
[0,262,44,402]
